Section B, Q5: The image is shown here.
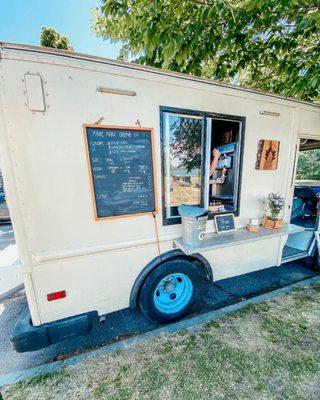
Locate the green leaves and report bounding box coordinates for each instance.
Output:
[297,148,320,180]
[237,0,266,11]
[93,0,320,102]
[40,27,74,51]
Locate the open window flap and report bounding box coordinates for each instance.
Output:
[299,139,320,151]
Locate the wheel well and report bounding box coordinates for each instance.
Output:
[129,249,213,308]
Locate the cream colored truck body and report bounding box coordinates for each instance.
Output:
[0,43,319,326]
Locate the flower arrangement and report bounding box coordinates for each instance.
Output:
[266,193,285,221]
[262,193,285,229]
[267,193,286,221]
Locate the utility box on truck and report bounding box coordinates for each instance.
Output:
[0,43,319,352]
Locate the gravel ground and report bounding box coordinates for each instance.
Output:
[3,282,320,400]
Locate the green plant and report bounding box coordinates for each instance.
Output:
[40,27,74,51]
[296,148,320,180]
[266,193,285,220]
[93,0,320,102]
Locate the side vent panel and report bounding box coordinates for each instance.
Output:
[24,73,46,112]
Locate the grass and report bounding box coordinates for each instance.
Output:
[312,281,320,292]
[3,282,320,400]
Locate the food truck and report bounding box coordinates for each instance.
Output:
[0,43,319,352]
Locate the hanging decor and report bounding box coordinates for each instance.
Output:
[255,139,280,170]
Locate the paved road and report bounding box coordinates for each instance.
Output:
[0,258,318,375]
[0,224,22,300]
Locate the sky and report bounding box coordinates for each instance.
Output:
[0,0,122,59]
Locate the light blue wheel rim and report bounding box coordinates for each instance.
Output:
[154,273,193,314]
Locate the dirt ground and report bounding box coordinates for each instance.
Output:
[3,282,320,400]
[170,181,200,206]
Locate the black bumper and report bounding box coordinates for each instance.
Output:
[11,309,97,353]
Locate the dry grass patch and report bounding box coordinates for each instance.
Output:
[3,282,320,400]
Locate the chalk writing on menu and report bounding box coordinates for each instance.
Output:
[215,214,235,232]
[86,127,156,218]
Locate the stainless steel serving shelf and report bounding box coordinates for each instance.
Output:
[174,223,305,255]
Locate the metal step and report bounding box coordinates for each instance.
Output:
[282,245,308,264]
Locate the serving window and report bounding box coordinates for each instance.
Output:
[161,106,245,225]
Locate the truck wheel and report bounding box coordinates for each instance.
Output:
[139,259,200,323]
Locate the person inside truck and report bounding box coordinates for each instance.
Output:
[209,148,227,184]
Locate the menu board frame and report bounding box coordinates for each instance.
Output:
[83,124,158,221]
[214,213,236,233]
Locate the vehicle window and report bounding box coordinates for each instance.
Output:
[207,118,242,214]
[162,111,203,224]
[161,107,245,225]
[296,148,320,184]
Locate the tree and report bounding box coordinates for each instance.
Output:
[40,27,74,51]
[170,118,202,171]
[93,0,320,102]
[296,149,320,180]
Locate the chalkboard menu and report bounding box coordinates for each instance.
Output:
[84,125,156,219]
[214,213,235,233]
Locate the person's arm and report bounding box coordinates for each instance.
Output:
[210,148,220,177]
[215,168,227,184]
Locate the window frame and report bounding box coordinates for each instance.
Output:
[160,106,246,226]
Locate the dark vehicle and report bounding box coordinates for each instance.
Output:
[0,191,10,224]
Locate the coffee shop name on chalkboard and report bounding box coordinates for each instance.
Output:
[84,125,157,220]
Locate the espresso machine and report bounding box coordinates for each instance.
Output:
[209,142,237,211]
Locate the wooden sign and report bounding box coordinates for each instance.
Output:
[214,213,236,233]
[255,140,280,170]
[84,125,157,220]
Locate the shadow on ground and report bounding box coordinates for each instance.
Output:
[0,261,318,375]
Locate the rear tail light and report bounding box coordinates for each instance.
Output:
[47,290,66,301]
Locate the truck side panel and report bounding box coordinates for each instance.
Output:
[1,49,318,324]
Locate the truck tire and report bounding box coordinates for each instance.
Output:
[138,258,200,323]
